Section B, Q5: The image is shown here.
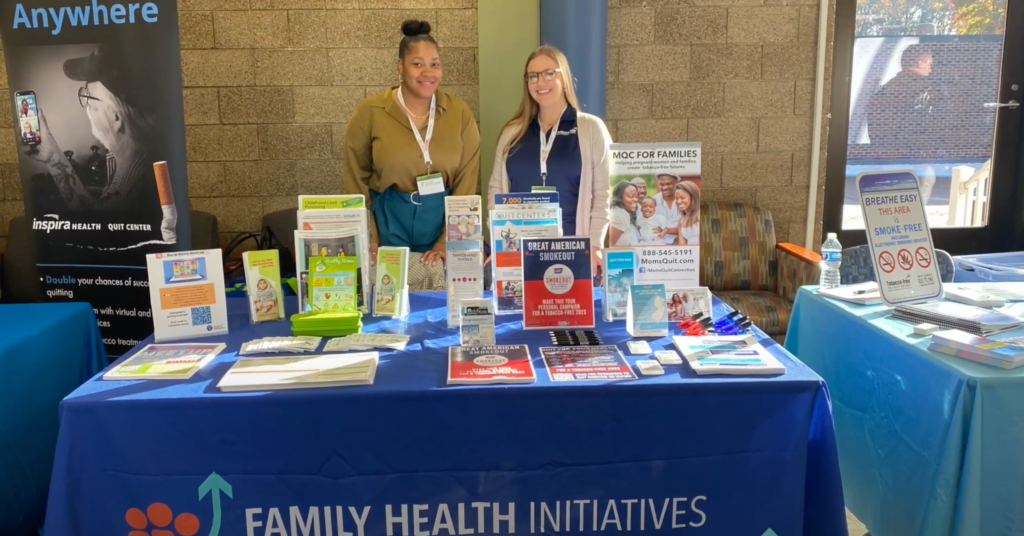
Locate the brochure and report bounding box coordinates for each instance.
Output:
[242,249,284,323]
[374,246,409,317]
[444,195,484,242]
[489,205,561,315]
[627,284,669,337]
[446,240,485,329]
[447,345,536,385]
[540,346,637,381]
[294,229,365,313]
[103,342,226,380]
[217,352,379,391]
[673,334,786,375]
[460,298,496,346]
[298,194,366,210]
[521,237,595,329]
[239,337,321,355]
[308,256,358,312]
[602,248,636,321]
[324,333,409,352]
[296,207,370,312]
[666,287,712,322]
[146,249,228,342]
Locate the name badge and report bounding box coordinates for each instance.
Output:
[416,173,445,196]
[531,185,557,193]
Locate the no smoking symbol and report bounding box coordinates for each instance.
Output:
[897,249,914,271]
[915,247,932,269]
[878,251,896,273]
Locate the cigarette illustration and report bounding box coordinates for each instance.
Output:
[153,161,178,244]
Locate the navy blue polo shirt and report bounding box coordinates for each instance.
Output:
[505,107,582,236]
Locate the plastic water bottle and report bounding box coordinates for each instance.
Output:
[819,232,842,289]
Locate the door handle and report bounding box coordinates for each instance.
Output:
[983,100,1020,109]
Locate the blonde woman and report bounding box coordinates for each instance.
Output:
[674,180,701,245]
[488,45,611,260]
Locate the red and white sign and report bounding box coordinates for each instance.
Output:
[897,249,914,271]
[915,247,932,269]
[878,251,895,273]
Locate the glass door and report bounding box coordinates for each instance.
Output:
[823,0,1024,254]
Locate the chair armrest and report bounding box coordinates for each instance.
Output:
[775,242,821,301]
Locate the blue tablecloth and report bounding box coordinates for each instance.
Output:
[0,303,106,535]
[46,293,845,536]
[786,287,1024,536]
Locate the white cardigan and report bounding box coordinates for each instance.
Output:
[487,111,612,248]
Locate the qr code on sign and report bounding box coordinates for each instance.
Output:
[190,306,212,326]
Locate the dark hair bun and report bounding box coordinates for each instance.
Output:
[401,20,431,37]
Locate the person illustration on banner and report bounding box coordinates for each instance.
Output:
[343,20,481,269]
[654,173,681,244]
[631,177,648,201]
[637,196,667,244]
[23,44,163,220]
[674,181,701,246]
[607,180,640,246]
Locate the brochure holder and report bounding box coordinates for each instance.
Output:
[446,240,485,328]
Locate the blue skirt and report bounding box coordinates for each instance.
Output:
[370,187,450,253]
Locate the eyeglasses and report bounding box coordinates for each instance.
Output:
[78,85,100,108]
[524,68,562,84]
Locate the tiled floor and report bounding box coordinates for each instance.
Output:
[846,509,868,536]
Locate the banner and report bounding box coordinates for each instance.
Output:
[0,0,191,356]
[608,142,701,288]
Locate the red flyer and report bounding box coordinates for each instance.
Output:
[521,237,595,329]
[447,345,536,385]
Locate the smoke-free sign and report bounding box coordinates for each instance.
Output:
[857,171,943,306]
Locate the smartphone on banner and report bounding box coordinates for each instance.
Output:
[15,90,41,146]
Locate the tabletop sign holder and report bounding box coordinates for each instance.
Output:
[373,246,409,318]
[146,249,229,342]
[856,170,943,307]
[627,283,669,338]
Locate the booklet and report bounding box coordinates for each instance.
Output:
[146,249,228,342]
[521,236,595,329]
[540,345,637,381]
[673,334,786,375]
[103,342,226,380]
[308,256,358,312]
[444,195,484,242]
[447,345,536,385]
[602,248,635,321]
[446,240,485,329]
[929,329,1024,369]
[627,284,668,337]
[242,250,284,323]
[295,207,370,313]
[666,287,712,322]
[489,204,561,315]
[374,246,409,317]
[217,352,379,391]
[294,229,366,313]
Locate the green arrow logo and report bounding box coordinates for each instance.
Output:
[762,529,779,536]
[199,472,233,536]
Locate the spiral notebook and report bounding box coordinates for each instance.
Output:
[893,301,1022,336]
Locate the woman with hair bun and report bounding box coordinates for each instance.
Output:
[344,20,481,267]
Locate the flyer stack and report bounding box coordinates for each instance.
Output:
[444,195,485,328]
[489,193,562,315]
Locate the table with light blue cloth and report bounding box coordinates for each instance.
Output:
[786,286,1024,536]
[45,293,845,536]
[0,302,106,536]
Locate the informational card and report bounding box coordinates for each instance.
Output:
[857,171,943,306]
[627,283,669,337]
[666,286,712,322]
[521,237,595,330]
[243,249,284,323]
[460,298,495,346]
[444,195,484,242]
[374,246,409,317]
[603,248,635,321]
[146,249,228,342]
[446,240,485,328]
[540,346,637,381]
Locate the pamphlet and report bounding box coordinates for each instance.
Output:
[103,342,226,380]
[243,249,284,323]
[294,229,365,312]
[217,352,379,391]
[446,240,485,328]
[296,206,370,312]
[444,195,484,242]
[673,334,785,375]
[298,194,365,211]
[602,248,635,321]
[627,284,668,338]
[521,237,595,329]
[540,345,637,381]
[447,345,536,384]
[146,249,228,342]
[324,333,409,352]
[374,246,409,317]
[308,256,358,312]
[666,287,712,322]
[460,298,495,346]
[239,337,321,355]
[489,204,561,315]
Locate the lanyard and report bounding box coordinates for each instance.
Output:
[538,106,566,186]
[396,86,436,172]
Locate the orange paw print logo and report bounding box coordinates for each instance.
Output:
[126,503,200,536]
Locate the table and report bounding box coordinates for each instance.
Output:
[786,287,1024,536]
[45,293,845,536]
[0,303,106,536]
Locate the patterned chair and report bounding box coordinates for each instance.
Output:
[840,244,955,284]
[700,202,821,342]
